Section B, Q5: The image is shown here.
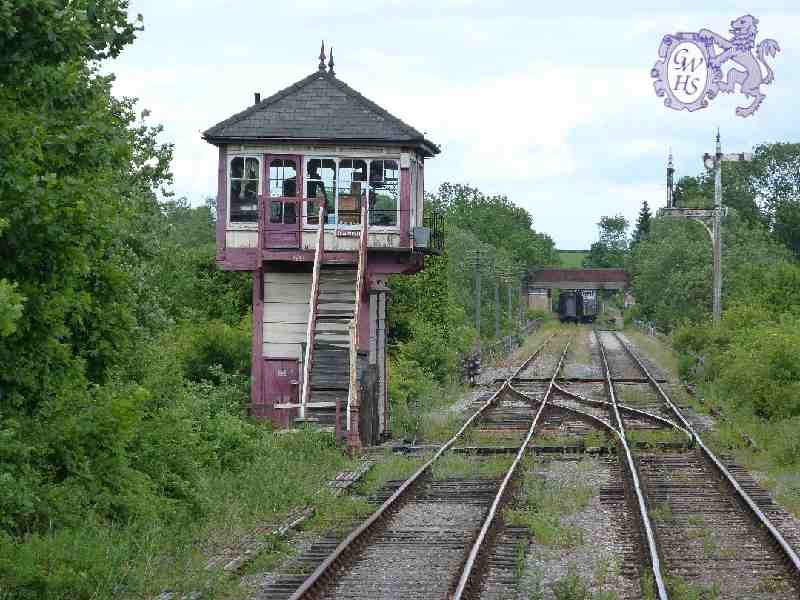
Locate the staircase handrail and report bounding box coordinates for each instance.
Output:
[300,206,325,418]
[347,203,369,447]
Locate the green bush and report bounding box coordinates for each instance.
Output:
[387,355,435,440]
[176,317,250,383]
[716,318,800,420]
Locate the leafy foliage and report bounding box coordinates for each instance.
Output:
[583,214,629,268]
[631,200,651,246]
[628,211,789,331]
[429,183,559,268]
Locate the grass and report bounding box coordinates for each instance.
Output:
[617,331,800,519]
[356,451,427,496]
[458,427,526,448]
[558,250,589,268]
[623,328,680,379]
[1,429,359,600]
[665,575,720,600]
[504,320,566,368]
[690,382,800,519]
[417,408,467,443]
[615,383,655,408]
[626,427,689,448]
[239,534,297,577]
[431,453,514,480]
[649,501,674,522]
[504,457,596,547]
[567,325,594,366]
[302,493,374,535]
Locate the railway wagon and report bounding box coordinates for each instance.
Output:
[558,290,597,323]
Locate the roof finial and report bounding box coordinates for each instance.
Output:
[328,47,335,76]
[318,41,326,71]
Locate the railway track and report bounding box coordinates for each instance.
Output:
[258,333,570,599]
[252,327,800,599]
[595,329,800,599]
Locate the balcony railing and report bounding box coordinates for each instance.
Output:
[257,196,445,253]
[422,211,445,253]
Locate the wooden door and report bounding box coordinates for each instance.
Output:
[263,155,301,248]
[256,359,299,423]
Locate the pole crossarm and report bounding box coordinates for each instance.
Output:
[663,133,751,325]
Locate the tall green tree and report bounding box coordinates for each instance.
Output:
[429,183,559,268]
[583,214,629,268]
[631,201,652,246]
[751,142,800,256]
[0,1,172,406]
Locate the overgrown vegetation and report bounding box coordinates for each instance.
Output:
[0,5,358,598]
[596,143,800,511]
[504,458,595,547]
[387,184,559,438]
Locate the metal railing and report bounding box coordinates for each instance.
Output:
[423,211,445,252]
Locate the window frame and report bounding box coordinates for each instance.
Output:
[227,154,262,228]
[302,155,401,231]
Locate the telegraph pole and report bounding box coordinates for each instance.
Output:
[712,133,723,324]
[494,277,501,340]
[660,133,752,325]
[467,249,482,346]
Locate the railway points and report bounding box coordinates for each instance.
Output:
[248,325,800,599]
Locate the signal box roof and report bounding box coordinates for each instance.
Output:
[203,70,440,157]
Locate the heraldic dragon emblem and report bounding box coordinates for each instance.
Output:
[652,15,780,117]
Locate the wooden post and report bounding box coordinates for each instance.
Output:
[300,206,325,419]
[348,203,368,450]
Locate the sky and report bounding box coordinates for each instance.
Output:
[106,1,800,249]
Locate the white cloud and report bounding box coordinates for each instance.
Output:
[109,1,800,246]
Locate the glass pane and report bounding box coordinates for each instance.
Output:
[306,159,336,224]
[230,179,241,203]
[283,202,297,224]
[243,180,258,201]
[338,159,366,225]
[369,159,383,183]
[230,179,257,223]
[384,159,399,180]
[369,179,399,227]
[245,157,259,180]
[307,159,336,184]
[269,158,297,197]
[269,201,282,224]
[307,199,320,224]
[230,157,244,179]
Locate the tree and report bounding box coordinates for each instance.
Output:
[751,142,800,256]
[0,0,175,407]
[628,213,789,331]
[429,183,559,269]
[631,201,652,246]
[583,214,629,268]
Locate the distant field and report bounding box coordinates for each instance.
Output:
[557,250,588,267]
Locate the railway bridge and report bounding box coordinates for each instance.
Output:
[526,268,630,310]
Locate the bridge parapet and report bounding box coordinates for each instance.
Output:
[528,268,629,291]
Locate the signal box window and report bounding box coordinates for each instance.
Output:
[229,156,260,223]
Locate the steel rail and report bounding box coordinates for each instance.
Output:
[507,383,619,438]
[595,331,669,600]
[287,333,558,600]
[451,340,571,599]
[611,331,800,576]
[551,382,692,440]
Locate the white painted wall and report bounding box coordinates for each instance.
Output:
[226,229,258,248]
[263,271,311,359]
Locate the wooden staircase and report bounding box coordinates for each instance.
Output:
[305,266,357,427]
